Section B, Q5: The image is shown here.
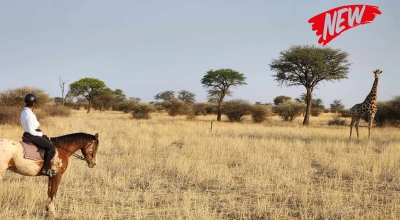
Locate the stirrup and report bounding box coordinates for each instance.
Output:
[41,169,57,177]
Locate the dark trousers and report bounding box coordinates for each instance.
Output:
[24,134,55,170]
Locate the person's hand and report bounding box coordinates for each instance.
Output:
[43,135,50,141]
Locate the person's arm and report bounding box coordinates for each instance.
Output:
[26,113,43,136]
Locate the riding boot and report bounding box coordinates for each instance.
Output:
[41,149,56,177]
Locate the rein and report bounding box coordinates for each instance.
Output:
[51,140,95,164]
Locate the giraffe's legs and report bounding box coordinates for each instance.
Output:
[368,114,375,139]
[355,117,361,140]
[349,116,355,140]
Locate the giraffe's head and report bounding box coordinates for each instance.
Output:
[373,69,382,79]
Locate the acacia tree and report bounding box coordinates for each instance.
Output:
[201,68,247,121]
[69,78,106,113]
[177,90,196,104]
[154,91,175,101]
[330,100,345,113]
[270,45,351,126]
[273,95,291,105]
[93,87,116,111]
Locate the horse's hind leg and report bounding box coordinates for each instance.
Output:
[0,156,14,180]
[0,168,6,180]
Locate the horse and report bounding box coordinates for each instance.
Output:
[0,132,99,216]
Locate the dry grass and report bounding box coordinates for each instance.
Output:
[1,110,400,219]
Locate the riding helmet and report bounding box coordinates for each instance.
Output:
[24,94,37,105]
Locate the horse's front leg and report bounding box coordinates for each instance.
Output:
[46,174,62,216]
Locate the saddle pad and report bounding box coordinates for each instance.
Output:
[20,141,42,161]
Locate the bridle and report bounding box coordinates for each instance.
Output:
[52,139,96,165]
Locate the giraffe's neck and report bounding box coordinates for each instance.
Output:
[363,77,379,104]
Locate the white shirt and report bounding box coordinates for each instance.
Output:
[21,107,43,136]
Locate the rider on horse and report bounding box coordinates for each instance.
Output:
[20,94,56,177]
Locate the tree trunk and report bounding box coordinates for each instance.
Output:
[61,89,64,106]
[303,88,312,126]
[217,101,222,121]
[87,99,91,113]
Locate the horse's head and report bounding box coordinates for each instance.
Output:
[81,133,99,168]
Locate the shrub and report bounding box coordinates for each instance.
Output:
[0,106,21,125]
[369,101,393,126]
[118,100,138,113]
[362,99,400,127]
[0,87,52,107]
[221,99,252,122]
[161,99,188,116]
[41,105,72,117]
[132,103,155,119]
[311,107,324,116]
[250,104,271,123]
[186,106,197,120]
[193,103,209,115]
[272,101,305,121]
[328,115,347,126]
[205,103,218,115]
[338,109,351,118]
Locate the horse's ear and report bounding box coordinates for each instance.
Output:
[95,133,99,140]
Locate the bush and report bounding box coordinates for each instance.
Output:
[0,87,52,107]
[328,115,347,126]
[272,101,305,121]
[132,103,155,119]
[250,104,272,123]
[370,101,393,126]
[311,107,324,116]
[186,106,197,120]
[41,105,72,117]
[221,99,252,122]
[118,100,138,113]
[193,103,209,115]
[205,103,218,115]
[161,99,190,116]
[338,109,351,118]
[363,99,400,127]
[0,106,21,125]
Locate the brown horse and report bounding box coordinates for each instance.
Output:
[0,132,99,216]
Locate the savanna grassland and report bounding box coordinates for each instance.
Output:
[1,110,400,220]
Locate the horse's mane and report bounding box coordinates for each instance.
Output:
[51,132,95,146]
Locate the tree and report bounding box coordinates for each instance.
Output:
[273,95,291,105]
[59,76,68,106]
[93,87,116,111]
[114,89,126,103]
[112,89,127,110]
[251,104,272,123]
[330,100,345,113]
[68,78,106,113]
[272,100,306,122]
[177,90,196,104]
[296,93,325,116]
[270,45,351,126]
[0,86,52,107]
[154,91,175,101]
[129,97,141,102]
[201,68,247,121]
[118,97,140,113]
[221,99,252,122]
[161,99,188,116]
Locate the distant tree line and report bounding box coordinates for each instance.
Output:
[1,44,399,127]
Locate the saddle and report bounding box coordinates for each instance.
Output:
[20,136,45,161]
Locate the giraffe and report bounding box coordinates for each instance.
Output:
[349,69,382,140]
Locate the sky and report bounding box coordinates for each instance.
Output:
[0,0,398,109]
